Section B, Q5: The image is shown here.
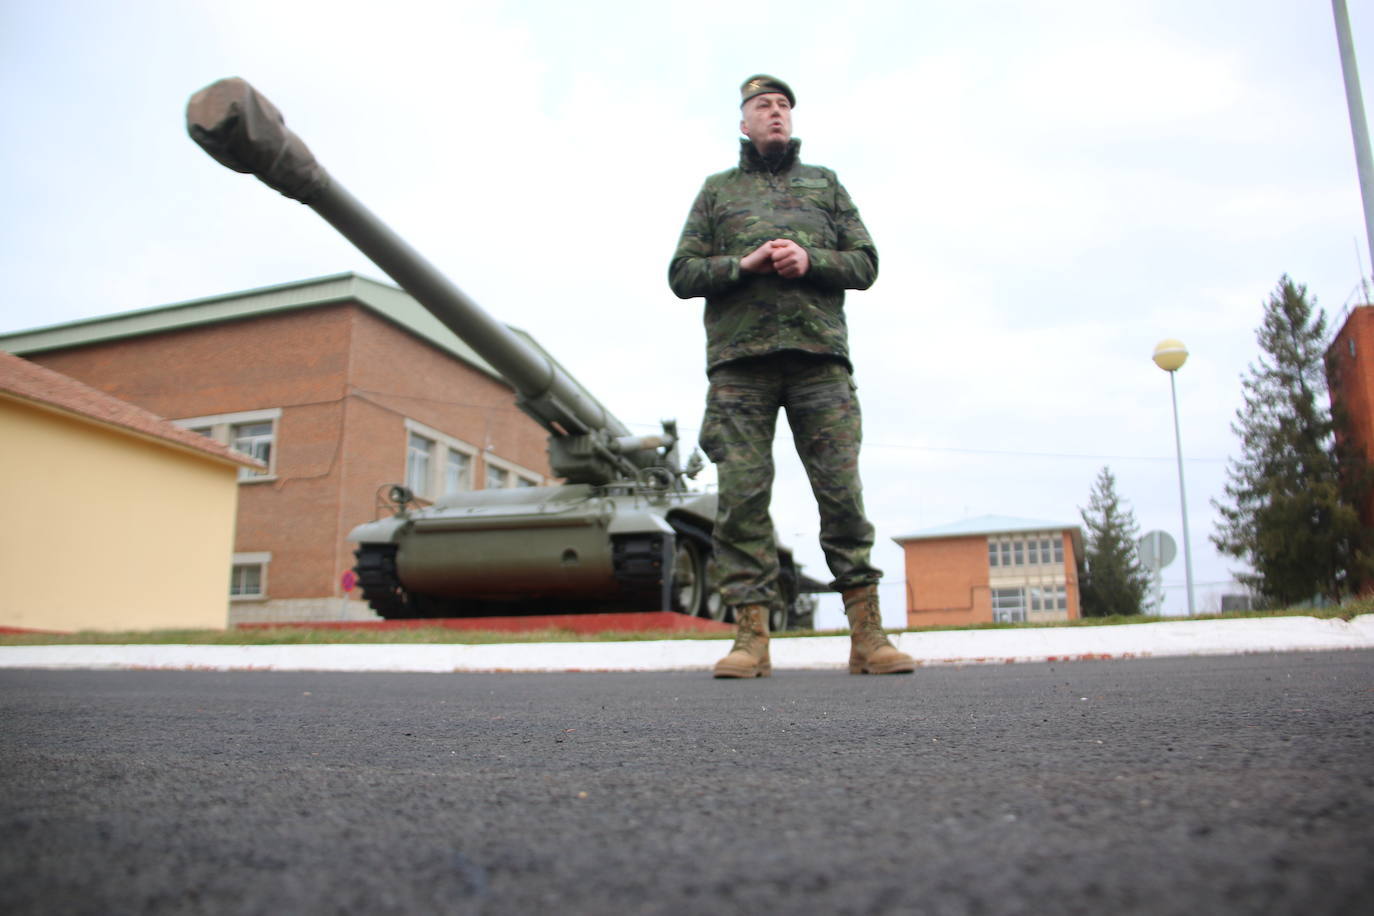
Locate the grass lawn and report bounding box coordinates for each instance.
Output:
[0,604,1363,647]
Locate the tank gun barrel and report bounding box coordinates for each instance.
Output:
[186,77,651,484]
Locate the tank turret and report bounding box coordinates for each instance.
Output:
[185,77,816,629]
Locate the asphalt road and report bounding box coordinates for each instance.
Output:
[1,652,1371,915]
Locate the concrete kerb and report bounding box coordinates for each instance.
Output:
[1,615,1371,673]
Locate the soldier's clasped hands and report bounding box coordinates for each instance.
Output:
[741,239,810,278]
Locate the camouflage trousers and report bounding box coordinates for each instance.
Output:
[698,352,882,611]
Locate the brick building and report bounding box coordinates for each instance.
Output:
[0,273,579,623]
[1327,304,1374,528]
[893,515,1083,628]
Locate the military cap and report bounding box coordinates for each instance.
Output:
[740,74,795,109]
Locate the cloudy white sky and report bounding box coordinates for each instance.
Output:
[2,0,1371,626]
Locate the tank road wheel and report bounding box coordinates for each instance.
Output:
[670,517,726,621]
[769,604,789,634]
[702,551,732,622]
[775,555,801,633]
[671,537,708,617]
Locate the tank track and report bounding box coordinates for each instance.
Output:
[610,531,675,611]
[353,544,412,618]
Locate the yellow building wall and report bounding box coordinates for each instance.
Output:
[0,397,240,631]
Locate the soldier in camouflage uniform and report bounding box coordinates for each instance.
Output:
[669,75,915,678]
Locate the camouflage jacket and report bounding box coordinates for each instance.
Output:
[668,138,878,372]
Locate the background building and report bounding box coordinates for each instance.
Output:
[0,351,261,631]
[1327,304,1374,528]
[893,515,1083,628]
[0,274,582,624]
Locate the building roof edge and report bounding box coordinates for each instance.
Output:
[0,272,506,383]
[0,351,264,470]
[892,514,1083,543]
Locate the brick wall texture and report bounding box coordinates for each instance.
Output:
[1328,305,1374,527]
[903,536,992,627]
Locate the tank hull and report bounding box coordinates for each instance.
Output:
[349,484,735,619]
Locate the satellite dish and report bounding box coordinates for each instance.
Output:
[1137,530,1177,571]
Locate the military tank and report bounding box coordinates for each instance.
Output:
[185,77,818,630]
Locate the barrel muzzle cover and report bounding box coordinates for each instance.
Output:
[186,77,329,203]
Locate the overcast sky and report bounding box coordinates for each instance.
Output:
[2,0,1371,626]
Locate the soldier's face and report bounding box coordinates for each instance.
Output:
[740,93,792,153]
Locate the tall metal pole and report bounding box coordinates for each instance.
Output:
[1169,371,1197,616]
[1334,0,1374,268]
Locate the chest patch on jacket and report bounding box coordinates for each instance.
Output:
[791,177,830,189]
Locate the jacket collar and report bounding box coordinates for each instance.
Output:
[739,138,801,174]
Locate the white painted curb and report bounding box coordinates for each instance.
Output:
[1,615,1371,673]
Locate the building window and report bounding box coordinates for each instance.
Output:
[230,565,261,597]
[483,454,542,489]
[1029,585,1069,613]
[987,533,1069,570]
[403,420,478,501]
[232,422,273,471]
[230,552,270,600]
[175,408,281,482]
[992,587,1026,623]
[407,432,434,497]
[445,450,472,496]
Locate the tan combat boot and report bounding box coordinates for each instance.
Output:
[712,604,772,678]
[843,585,916,675]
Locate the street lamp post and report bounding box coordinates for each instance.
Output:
[1153,339,1197,616]
[1333,0,1374,270]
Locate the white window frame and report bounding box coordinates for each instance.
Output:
[230,552,271,601]
[988,532,1068,570]
[403,419,479,500]
[991,587,1027,623]
[482,452,542,489]
[406,431,434,498]
[175,408,282,482]
[445,448,474,496]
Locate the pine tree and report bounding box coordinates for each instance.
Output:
[1078,466,1151,617]
[1212,276,1368,606]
